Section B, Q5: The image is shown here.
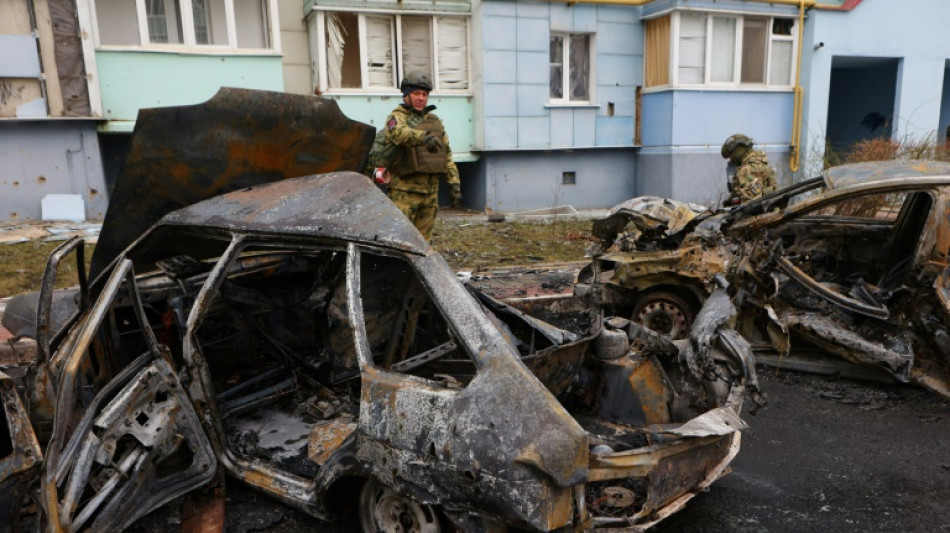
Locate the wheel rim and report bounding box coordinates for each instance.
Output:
[360,479,441,533]
[634,297,691,339]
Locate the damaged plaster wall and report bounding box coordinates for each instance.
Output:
[0,122,108,221]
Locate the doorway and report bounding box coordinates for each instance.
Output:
[826,56,899,153]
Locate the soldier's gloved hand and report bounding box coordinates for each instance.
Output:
[423,134,443,153]
[449,184,462,208]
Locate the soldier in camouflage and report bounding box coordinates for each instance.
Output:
[377,71,461,240]
[721,133,777,204]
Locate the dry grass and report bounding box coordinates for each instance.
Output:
[0,240,95,297]
[823,133,950,169]
[429,218,595,270]
[0,220,595,297]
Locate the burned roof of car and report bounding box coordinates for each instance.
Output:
[137,171,430,257]
[824,160,950,189]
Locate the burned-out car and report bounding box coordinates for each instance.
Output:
[0,89,759,532]
[580,161,950,398]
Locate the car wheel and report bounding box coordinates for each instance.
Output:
[359,478,442,533]
[632,291,695,340]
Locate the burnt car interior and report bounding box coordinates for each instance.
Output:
[65,233,747,527]
[177,243,475,479]
[770,189,933,308]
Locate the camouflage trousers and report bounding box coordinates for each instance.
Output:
[388,188,439,240]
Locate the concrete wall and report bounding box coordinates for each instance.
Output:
[279,0,313,95]
[802,1,950,170]
[479,0,642,150]
[0,121,107,221]
[96,51,284,129]
[479,148,636,212]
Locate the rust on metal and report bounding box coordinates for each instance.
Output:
[584,160,950,398]
[90,88,376,277]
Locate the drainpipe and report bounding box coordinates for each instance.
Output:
[789,0,807,173]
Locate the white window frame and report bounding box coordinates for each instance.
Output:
[314,9,471,95]
[666,10,796,91]
[88,0,281,54]
[549,31,595,105]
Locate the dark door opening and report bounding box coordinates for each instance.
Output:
[826,56,899,153]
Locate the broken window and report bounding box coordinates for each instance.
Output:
[769,18,795,86]
[781,191,931,291]
[550,32,592,103]
[659,11,796,88]
[358,251,466,385]
[93,0,273,50]
[401,16,432,82]
[319,10,469,93]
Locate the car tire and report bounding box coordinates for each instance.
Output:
[359,478,442,533]
[631,291,695,340]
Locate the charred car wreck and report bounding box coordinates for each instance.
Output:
[580,161,950,398]
[0,89,759,532]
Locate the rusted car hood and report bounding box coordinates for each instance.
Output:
[90,88,375,278]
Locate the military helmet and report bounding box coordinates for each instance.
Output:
[721,133,754,159]
[400,71,433,95]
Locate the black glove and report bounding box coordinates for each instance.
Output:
[423,134,443,153]
[449,184,462,208]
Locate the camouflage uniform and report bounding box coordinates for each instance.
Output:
[384,103,459,240]
[732,149,777,203]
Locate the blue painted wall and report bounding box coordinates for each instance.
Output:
[802,0,950,173]
[483,149,636,212]
[641,90,794,148]
[479,0,642,151]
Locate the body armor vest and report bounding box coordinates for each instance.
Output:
[394,114,448,175]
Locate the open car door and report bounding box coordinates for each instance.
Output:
[40,258,215,532]
[765,188,937,386]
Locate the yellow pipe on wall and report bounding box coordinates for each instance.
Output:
[789,0,807,173]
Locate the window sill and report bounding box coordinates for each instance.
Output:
[324,91,473,98]
[642,85,795,94]
[96,45,281,57]
[544,103,601,109]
